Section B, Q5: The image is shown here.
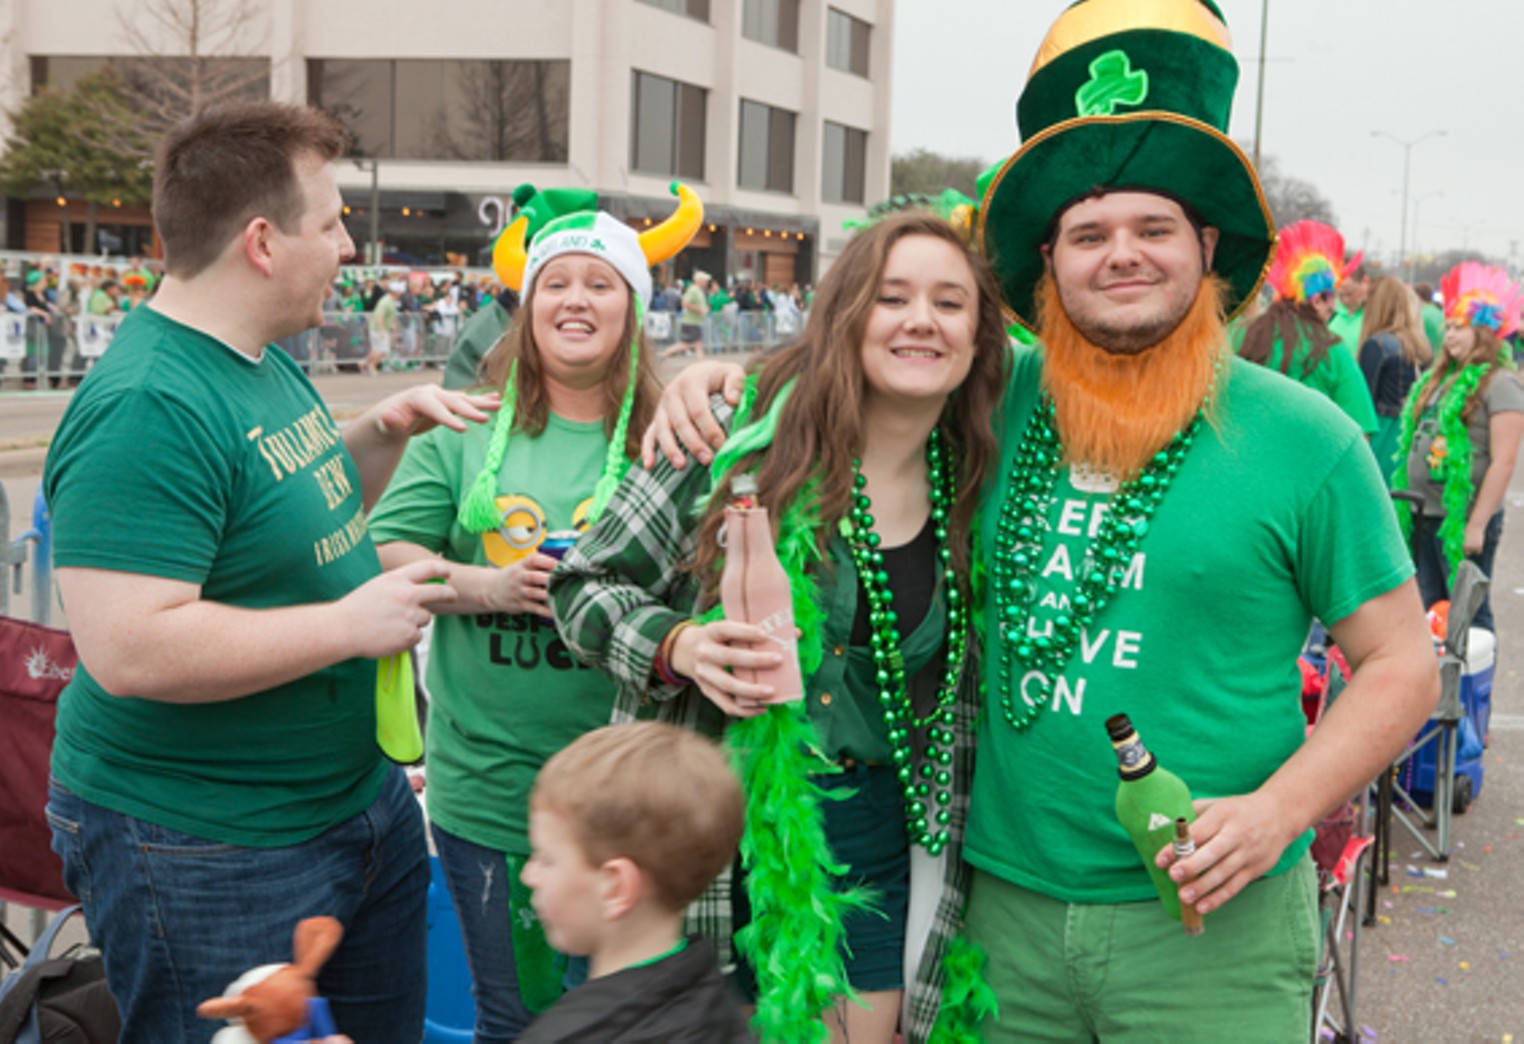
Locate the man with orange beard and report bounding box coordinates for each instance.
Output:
[642,3,1438,1039]
[957,3,1437,1040]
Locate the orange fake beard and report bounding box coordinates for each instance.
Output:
[1035,273,1229,479]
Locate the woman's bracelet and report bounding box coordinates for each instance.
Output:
[653,620,696,687]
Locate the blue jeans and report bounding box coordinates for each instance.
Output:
[1415,511,1503,631]
[46,765,429,1044]
[430,824,533,1043]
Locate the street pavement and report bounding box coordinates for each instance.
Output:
[2,366,1521,1041]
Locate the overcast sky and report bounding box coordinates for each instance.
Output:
[890,0,1522,270]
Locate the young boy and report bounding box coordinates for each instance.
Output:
[518,722,752,1042]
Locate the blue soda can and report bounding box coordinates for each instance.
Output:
[540,530,579,561]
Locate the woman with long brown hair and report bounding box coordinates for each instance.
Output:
[550,210,1010,1044]
[1394,262,1524,631]
[1358,276,1432,484]
[367,184,701,1040]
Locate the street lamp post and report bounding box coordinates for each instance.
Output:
[1411,190,1443,283]
[1371,129,1446,282]
[1252,0,1269,168]
[353,158,382,265]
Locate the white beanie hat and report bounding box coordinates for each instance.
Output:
[522,211,652,306]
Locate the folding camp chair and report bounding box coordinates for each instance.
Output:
[1304,648,1374,1044]
[0,613,77,970]
[1373,560,1487,875]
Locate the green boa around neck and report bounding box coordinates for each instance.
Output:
[457,299,644,534]
[1393,361,1490,571]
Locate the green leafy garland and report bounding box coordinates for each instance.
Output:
[1392,362,1490,572]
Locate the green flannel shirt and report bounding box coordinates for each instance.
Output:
[549,398,978,1043]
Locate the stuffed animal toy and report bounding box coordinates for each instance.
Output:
[197,917,344,1043]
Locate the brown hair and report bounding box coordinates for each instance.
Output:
[531,722,743,912]
[153,101,349,279]
[1360,276,1432,367]
[690,212,1010,596]
[480,281,660,454]
[1238,297,1339,377]
[1409,324,1508,425]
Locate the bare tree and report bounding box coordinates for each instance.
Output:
[1249,151,1337,228]
[429,60,569,163]
[111,0,270,137]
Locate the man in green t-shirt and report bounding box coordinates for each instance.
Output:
[1329,262,1370,354]
[42,101,496,1044]
[956,7,1438,1040]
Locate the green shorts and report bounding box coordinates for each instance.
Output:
[966,859,1318,1043]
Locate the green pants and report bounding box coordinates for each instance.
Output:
[966,859,1318,1043]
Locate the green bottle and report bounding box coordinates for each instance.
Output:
[1107,713,1195,921]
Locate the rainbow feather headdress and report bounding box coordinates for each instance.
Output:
[1266,220,1361,303]
[1441,262,1521,338]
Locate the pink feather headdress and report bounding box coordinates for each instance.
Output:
[1266,220,1362,303]
[1441,262,1521,338]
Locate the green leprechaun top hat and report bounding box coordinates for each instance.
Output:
[977,0,1276,330]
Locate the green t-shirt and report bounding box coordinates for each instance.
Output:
[43,306,386,847]
[1420,302,1445,353]
[1263,328,1380,436]
[1405,368,1524,518]
[967,350,1412,904]
[367,413,620,853]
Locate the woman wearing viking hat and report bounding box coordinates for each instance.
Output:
[367,183,702,1041]
[1395,262,1524,632]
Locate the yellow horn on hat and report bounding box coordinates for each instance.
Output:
[639,181,703,264]
[491,213,531,291]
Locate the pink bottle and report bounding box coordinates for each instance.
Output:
[719,474,804,702]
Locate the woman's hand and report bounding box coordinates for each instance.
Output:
[1463,517,1488,556]
[668,619,784,718]
[489,553,557,619]
[640,361,746,469]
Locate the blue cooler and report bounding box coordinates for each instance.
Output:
[1402,628,1494,812]
[424,854,475,1043]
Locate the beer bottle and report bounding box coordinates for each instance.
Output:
[719,474,804,702]
[1106,713,1196,922]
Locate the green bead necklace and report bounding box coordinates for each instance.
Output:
[842,429,965,855]
[992,396,1202,731]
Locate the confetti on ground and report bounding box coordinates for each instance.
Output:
[1437,977,1449,986]
[1423,867,1449,879]
[1459,961,1470,970]
[1501,952,1512,960]
[1401,885,1435,893]
[1438,889,1457,898]
[1439,935,1458,945]
[1378,915,1392,925]
[1465,859,1485,868]
[1387,954,1410,962]
[1359,1028,1376,1041]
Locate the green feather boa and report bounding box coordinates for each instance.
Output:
[1393,362,1490,572]
[707,372,989,1041]
[705,374,866,1040]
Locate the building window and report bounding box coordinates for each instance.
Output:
[308,59,570,162]
[822,121,867,204]
[826,8,871,77]
[31,54,269,106]
[742,0,800,53]
[630,70,707,180]
[637,0,710,21]
[738,100,795,193]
